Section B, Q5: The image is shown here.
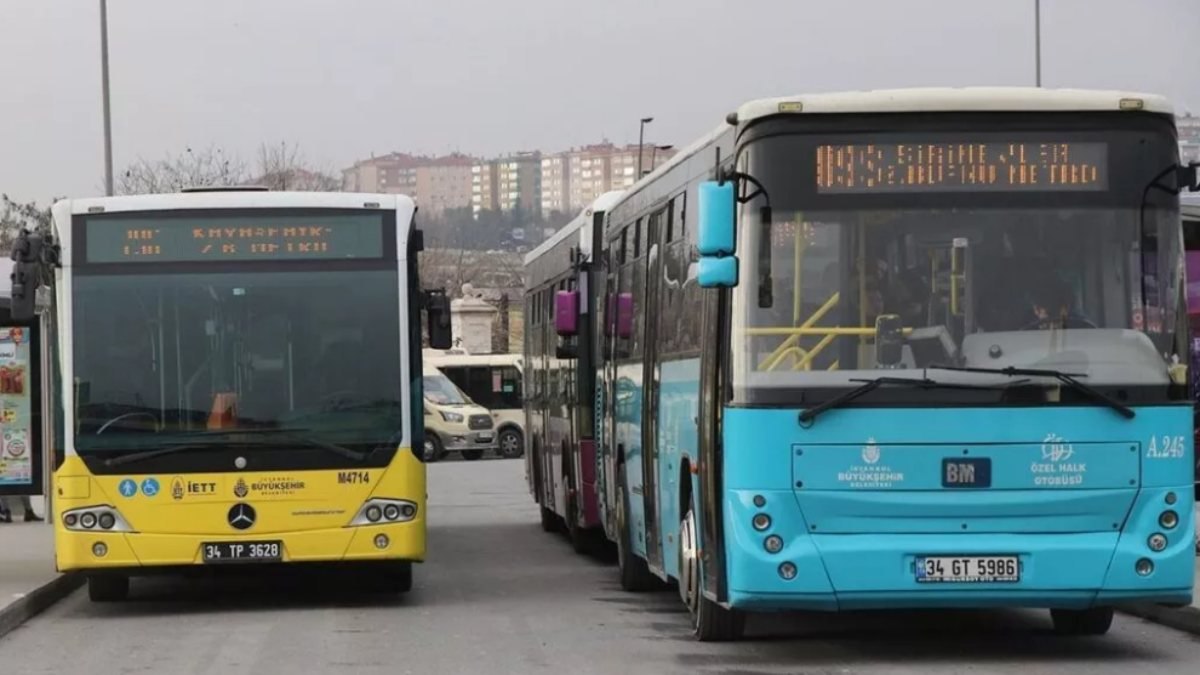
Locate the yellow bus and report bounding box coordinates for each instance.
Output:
[9,188,451,601]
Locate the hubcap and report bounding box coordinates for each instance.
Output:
[500,432,520,456]
[679,508,699,611]
[423,439,435,457]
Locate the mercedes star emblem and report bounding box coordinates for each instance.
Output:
[227,503,256,531]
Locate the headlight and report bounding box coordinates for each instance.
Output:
[348,498,419,526]
[62,506,134,533]
[440,411,464,423]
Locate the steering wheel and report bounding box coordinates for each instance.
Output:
[1020,316,1098,331]
[320,390,371,410]
[96,411,160,435]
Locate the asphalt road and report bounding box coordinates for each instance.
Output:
[2,459,1199,675]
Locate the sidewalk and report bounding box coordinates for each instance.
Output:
[0,499,83,640]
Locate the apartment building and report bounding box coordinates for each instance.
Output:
[472,152,541,214]
[1180,113,1200,165]
[541,143,676,217]
[341,152,475,216]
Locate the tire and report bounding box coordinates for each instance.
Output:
[498,429,524,459]
[380,562,413,594]
[461,449,484,461]
[423,433,443,462]
[615,465,658,592]
[1050,607,1113,636]
[87,575,129,602]
[540,505,560,533]
[680,502,744,641]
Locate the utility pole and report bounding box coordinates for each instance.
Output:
[637,117,653,178]
[100,0,114,195]
[1034,0,1042,87]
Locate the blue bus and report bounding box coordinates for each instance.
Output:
[568,88,1199,640]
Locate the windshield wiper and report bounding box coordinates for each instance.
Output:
[798,376,1001,426]
[928,365,1135,420]
[103,428,368,468]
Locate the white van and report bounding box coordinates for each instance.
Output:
[424,350,524,459]
[422,362,497,461]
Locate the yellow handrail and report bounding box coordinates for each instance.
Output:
[748,327,914,337]
[758,291,840,370]
[794,332,837,370]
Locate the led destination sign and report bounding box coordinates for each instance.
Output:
[84,213,385,263]
[816,141,1108,193]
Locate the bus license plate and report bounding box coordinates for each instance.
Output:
[202,541,282,564]
[915,556,1019,583]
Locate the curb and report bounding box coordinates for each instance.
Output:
[0,573,84,641]
[1119,602,1200,636]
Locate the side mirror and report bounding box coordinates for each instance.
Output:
[698,257,738,288]
[697,181,736,256]
[555,290,579,337]
[1182,162,1200,192]
[696,180,739,289]
[9,229,55,322]
[9,261,37,322]
[425,289,452,350]
[874,314,905,368]
[616,293,633,339]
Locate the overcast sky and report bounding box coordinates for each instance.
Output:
[1,0,1196,203]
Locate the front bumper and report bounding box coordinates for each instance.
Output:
[55,519,425,573]
[439,430,497,452]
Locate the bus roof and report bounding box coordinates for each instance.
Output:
[523,191,624,267]
[734,87,1174,125]
[56,191,415,216]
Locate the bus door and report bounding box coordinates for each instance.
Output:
[641,208,666,573]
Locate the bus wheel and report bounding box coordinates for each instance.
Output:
[380,562,413,594]
[616,466,657,592]
[461,449,483,461]
[87,575,129,602]
[423,434,443,462]
[1050,607,1113,636]
[498,429,524,459]
[679,503,744,641]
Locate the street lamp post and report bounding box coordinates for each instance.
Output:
[100,0,114,196]
[1034,0,1042,87]
[637,117,653,178]
[646,144,674,177]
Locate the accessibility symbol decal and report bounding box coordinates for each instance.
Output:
[118,479,138,498]
[141,477,161,498]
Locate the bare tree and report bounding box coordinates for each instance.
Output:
[115,142,338,195]
[254,141,340,191]
[117,146,247,195]
[0,195,56,254]
[419,226,523,298]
